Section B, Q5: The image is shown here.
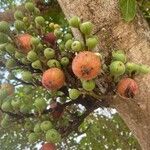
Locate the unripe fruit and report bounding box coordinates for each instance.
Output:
[46,129,61,143]
[31,60,42,70]
[24,121,33,130]
[23,17,28,22]
[31,37,40,46]
[20,104,31,114]
[28,132,38,143]
[6,59,16,69]
[27,51,38,62]
[112,50,126,63]
[41,121,53,131]
[15,51,24,60]
[60,57,69,66]
[11,99,21,110]
[69,89,81,100]
[34,98,47,112]
[1,83,14,96]
[86,37,98,49]
[25,2,35,12]
[44,48,55,59]
[72,51,101,80]
[14,10,24,20]
[5,44,16,54]
[64,33,72,41]
[14,20,26,31]
[1,101,12,112]
[40,143,56,150]
[47,59,61,68]
[109,61,125,76]
[80,22,93,35]
[117,78,139,98]
[65,39,73,50]
[21,58,30,65]
[21,71,32,82]
[42,68,65,91]
[59,43,65,51]
[82,80,95,91]
[71,41,82,52]
[69,16,80,28]
[0,21,9,33]
[0,33,9,44]
[54,29,62,38]
[139,65,150,74]
[16,34,32,53]
[35,16,45,26]
[37,43,44,51]
[34,123,41,133]
[126,62,140,75]
[43,33,56,46]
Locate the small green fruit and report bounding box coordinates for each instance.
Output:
[44,48,55,59]
[41,121,53,131]
[6,59,16,69]
[0,21,9,33]
[5,44,16,54]
[86,37,98,49]
[69,89,81,100]
[69,16,80,28]
[25,2,35,12]
[112,50,126,63]
[59,43,65,51]
[0,33,9,44]
[36,43,43,51]
[11,99,21,110]
[64,33,72,41]
[54,29,63,38]
[80,22,93,35]
[35,16,45,26]
[65,39,73,50]
[46,129,61,143]
[14,20,26,31]
[15,51,24,60]
[109,61,125,76]
[60,57,69,66]
[71,41,82,52]
[23,17,28,22]
[27,51,38,62]
[34,98,47,112]
[28,132,38,143]
[139,65,150,74]
[82,80,95,91]
[14,10,24,20]
[126,62,140,75]
[24,121,33,130]
[1,101,12,112]
[31,37,40,46]
[47,59,61,68]
[34,123,41,133]
[22,71,32,82]
[21,58,30,65]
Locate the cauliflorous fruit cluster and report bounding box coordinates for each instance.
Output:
[0,1,149,148]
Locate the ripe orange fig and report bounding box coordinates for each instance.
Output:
[1,83,14,96]
[42,68,65,91]
[117,78,139,98]
[16,34,32,54]
[43,32,56,46]
[40,143,56,150]
[72,51,101,80]
[50,102,64,119]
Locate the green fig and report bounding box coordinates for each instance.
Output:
[60,57,69,66]
[5,44,16,54]
[65,39,73,50]
[28,132,38,143]
[69,16,80,28]
[34,123,41,133]
[34,98,47,112]
[71,41,82,52]
[47,59,61,68]
[25,2,35,12]
[82,80,96,91]
[40,121,53,132]
[14,10,24,20]
[126,62,140,75]
[112,50,126,63]
[139,65,150,74]
[86,37,98,49]
[21,71,32,82]
[80,22,93,35]
[69,89,81,100]
[44,48,55,59]
[35,16,45,26]
[6,59,16,69]
[31,60,42,70]
[64,33,72,41]
[0,33,9,44]
[14,20,26,31]
[1,101,12,112]
[27,51,38,62]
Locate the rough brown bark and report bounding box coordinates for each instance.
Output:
[57,0,150,149]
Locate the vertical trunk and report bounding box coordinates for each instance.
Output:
[57,0,150,149]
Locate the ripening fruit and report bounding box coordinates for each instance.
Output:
[69,16,80,28]
[65,39,73,50]
[6,59,16,69]
[31,37,40,47]
[82,80,96,91]
[112,50,126,63]
[34,123,41,133]
[35,16,45,26]
[47,59,61,68]
[46,129,61,143]
[14,20,26,31]
[5,44,16,54]
[14,10,24,20]
[20,104,31,114]
[34,98,47,112]
[41,121,53,132]
[1,101,12,112]
[86,37,98,49]
[72,51,101,80]
[80,22,93,35]
[27,51,38,62]
[21,71,32,82]
[71,41,82,52]
[1,83,14,96]
[60,57,69,66]
[40,143,56,150]
[44,48,55,59]
[126,62,140,75]
[25,2,35,12]
[59,43,65,51]
[43,33,56,46]
[28,132,38,143]
[109,61,125,76]
[69,89,81,100]
[0,33,9,44]
[16,34,32,53]
[117,78,139,98]
[31,60,42,70]
[139,65,150,74]
[0,21,9,33]
[42,68,65,91]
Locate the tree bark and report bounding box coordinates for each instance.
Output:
[57,0,150,149]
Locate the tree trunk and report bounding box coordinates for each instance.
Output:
[57,0,150,149]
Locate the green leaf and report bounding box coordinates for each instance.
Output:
[119,0,137,22]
